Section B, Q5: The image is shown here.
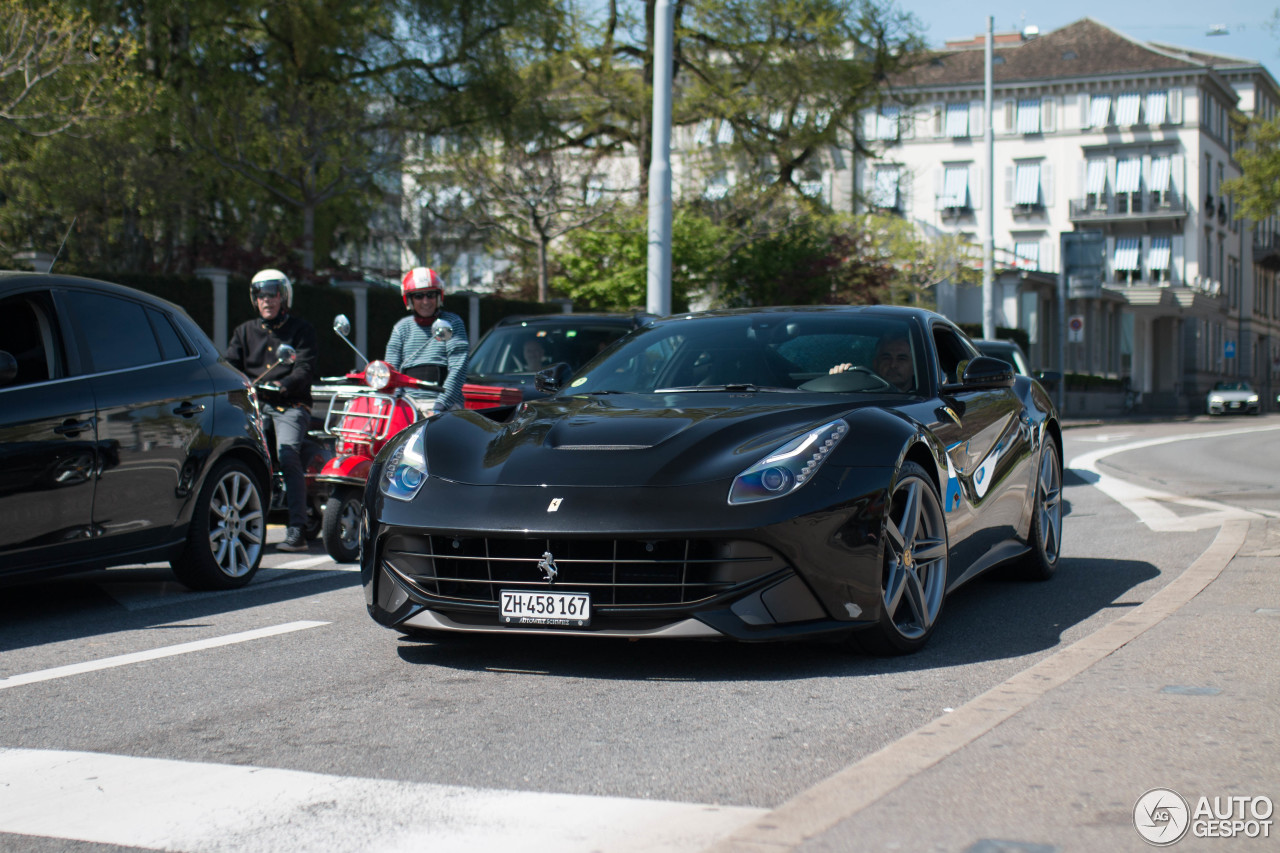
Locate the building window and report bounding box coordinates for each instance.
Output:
[1114,237,1141,283]
[872,165,902,210]
[1014,161,1042,207]
[865,106,900,141]
[716,120,734,145]
[1086,159,1108,209]
[1089,95,1112,127]
[1149,156,1172,206]
[704,171,731,200]
[1116,92,1142,126]
[1149,236,1171,282]
[939,164,971,210]
[1115,157,1142,212]
[1014,241,1040,270]
[945,102,969,137]
[1146,90,1168,125]
[1017,98,1041,134]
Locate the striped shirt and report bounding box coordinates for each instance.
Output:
[385,310,470,411]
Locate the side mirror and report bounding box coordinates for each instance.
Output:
[534,362,574,394]
[275,343,297,364]
[0,350,17,387]
[959,355,1015,389]
[431,318,453,343]
[333,315,351,337]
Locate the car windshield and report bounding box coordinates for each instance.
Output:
[565,313,922,395]
[1212,381,1253,391]
[469,320,634,376]
[977,342,1029,375]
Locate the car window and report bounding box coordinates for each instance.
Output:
[69,291,164,373]
[0,291,66,386]
[471,322,633,375]
[147,307,192,360]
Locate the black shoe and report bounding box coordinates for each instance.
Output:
[278,526,307,552]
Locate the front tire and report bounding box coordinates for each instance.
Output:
[171,459,266,590]
[856,461,949,656]
[1018,440,1063,580]
[322,488,362,563]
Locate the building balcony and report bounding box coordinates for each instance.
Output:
[1255,229,1280,271]
[1069,192,1188,224]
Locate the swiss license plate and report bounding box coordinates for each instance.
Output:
[500,590,591,627]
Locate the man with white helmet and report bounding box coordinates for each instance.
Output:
[225,269,318,552]
[385,267,470,417]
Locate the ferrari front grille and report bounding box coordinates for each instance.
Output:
[381,535,786,606]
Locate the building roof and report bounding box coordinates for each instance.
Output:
[894,18,1247,89]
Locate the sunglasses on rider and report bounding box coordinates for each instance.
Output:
[409,290,442,301]
[251,281,284,299]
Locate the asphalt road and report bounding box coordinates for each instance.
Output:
[1,415,1275,852]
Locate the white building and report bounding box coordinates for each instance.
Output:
[849,18,1280,412]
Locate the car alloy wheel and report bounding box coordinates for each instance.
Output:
[858,461,948,655]
[171,459,266,590]
[322,488,362,563]
[1019,441,1062,580]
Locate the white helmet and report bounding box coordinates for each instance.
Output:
[250,269,293,309]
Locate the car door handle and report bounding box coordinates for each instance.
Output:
[54,418,94,437]
[173,402,206,417]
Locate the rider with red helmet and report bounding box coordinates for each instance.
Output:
[385,267,470,416]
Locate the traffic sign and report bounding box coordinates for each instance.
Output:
[1068,315,1085,343]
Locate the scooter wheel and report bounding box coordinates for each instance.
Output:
[322,489,363,563]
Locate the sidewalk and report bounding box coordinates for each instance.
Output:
[709,517,1279,852]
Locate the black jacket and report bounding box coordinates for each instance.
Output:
[224,312,318,407]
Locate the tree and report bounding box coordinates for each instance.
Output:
[550,0,924,200]
[1222,113,1280,224]
[0,2,139,138]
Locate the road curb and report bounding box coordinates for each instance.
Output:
[705,518,1251,853]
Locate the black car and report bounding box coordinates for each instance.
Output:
[0,272,273,589]
[361,305,1063,654]
[462,312,656,406]
[972,338,1061,393]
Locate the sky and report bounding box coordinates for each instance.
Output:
[893,2,1280,83]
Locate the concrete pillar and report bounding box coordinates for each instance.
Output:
[196,267,231,352]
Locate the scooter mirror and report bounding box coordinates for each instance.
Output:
[333,315,352,337]
[276,344,297,365]
[431,318,453,343]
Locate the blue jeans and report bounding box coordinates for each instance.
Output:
[267,405,310,529]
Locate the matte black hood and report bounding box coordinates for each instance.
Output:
[425,393,863,488]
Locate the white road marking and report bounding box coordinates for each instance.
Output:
[0,748,765,853]
[1068,423,1280,531]
[0,621,328,690]
[275,555,340,569]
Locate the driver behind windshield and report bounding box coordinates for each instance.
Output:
[829,329,915,392]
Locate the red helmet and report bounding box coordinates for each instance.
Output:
[401,267,444,309]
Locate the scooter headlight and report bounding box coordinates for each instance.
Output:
[381,426,428,501]
[364,360,392,391]
[728,419,848,505]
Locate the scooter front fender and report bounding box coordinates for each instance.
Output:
[317,454,373,487]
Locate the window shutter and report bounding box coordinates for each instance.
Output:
[1004,100,1015,132]
[1169,89,1183,124]
[1042,97,1056,132]
[1043,163,1054,205]
[935,166,945,211]
[1172,235,1184,282]
[970,102,984,135]
[971,166,982,210]
[933,104,944,137]
[1171,154,1185,197]
[901,169,913,216]
[1079,94,1090,126]
[1004,165,1014,207]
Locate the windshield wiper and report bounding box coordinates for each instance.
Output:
[655,384,800,393]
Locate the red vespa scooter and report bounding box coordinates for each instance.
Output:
[315,314,446,563]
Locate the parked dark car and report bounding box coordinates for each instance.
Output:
[0,272,273,589]
[462,312,657,406]
[973,338,1061,393]
[363,305,1063,655]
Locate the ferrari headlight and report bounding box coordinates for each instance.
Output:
[729,419,849,505]
[381,426,427,501]
[364,360,392,391]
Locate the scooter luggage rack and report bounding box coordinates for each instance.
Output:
[324,389,401,449]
